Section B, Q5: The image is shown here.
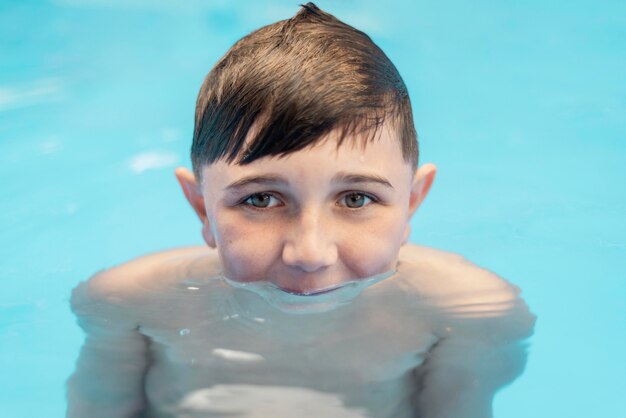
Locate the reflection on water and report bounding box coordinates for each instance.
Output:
[66,248,535,418]
[220,268,397,314]
[176,385,369,418]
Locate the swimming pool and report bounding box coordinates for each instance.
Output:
[1,0,624,416]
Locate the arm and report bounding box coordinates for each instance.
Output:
[412,292,536,418]
[66,277,151,418]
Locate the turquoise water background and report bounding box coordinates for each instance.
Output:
[1,0,624,416]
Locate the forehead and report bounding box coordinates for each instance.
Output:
[201,123,411,189]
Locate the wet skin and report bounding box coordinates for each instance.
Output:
[175,123,436,296]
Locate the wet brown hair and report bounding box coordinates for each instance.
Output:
[191,2,418,180]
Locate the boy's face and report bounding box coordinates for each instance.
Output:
[176,123,436,296]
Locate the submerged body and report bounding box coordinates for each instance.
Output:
[67,243,535,418]
[68,4,536,417]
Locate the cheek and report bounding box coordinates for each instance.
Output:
[340,212,407,277]
[214,217,280,281]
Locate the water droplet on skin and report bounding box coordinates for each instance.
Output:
[179,328,191,336]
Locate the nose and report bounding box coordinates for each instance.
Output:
[282,208,338,273]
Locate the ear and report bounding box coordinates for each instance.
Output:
[408,163,437,217]
[402,163,437,244]
[174,167,217,248]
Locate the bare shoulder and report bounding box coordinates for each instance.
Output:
[397,243,536,338]
[398,243,518,302]
[88,246,219,297]
[71,246,221,321]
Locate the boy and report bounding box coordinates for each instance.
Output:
[67,3,535,417]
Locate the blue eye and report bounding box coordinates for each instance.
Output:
[242,193,281,208]
[342,192,374,209]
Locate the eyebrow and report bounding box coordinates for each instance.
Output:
[331,172,394,189]
[223,171,394,192]
[224,174,288,192]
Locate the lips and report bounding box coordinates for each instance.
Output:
[278,285,344,296]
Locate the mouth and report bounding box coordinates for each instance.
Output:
[277,285,345,297]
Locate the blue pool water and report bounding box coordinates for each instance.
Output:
[1,0,624,416]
